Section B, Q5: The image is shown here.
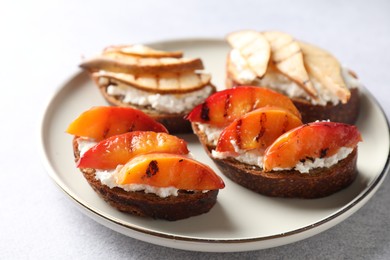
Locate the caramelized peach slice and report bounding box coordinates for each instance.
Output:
[116,153,225,190]
[66,106,168,141]
[263,121,362,171]
[215,107,302,155]
[186,86,301,127]
[78,131,189,169]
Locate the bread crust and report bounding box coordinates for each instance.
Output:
[73,137,218,221]
[226,72,360,125]
[192,123,358,198]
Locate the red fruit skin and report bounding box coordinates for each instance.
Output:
[186,86,301,127]
[77,131,189,169]
[263,121,362,171]
[67,106,168,141]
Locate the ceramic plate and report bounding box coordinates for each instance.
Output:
[39,39,390,252]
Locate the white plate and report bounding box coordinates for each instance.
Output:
[39,39,390,252]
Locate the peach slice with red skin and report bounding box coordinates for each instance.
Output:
[66,106,168,141]
[186,86,301,127]
[116,153,225,190]
[77,131,189,169]
[263,121,362,171]
[215,107,303,155]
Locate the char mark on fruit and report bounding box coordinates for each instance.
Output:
[320,148,329,158]
[201,103,210,121]
[145,160,159,178]
[235,119,243,147]
[255,112,267,142]
[223,94,232,118]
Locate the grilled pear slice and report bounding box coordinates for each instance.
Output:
[103,44,183,58]
[227,30,271,79]
[94,70,212,94]
[262,31,317,98]
[80,53,204,74]
[299,41,350,104]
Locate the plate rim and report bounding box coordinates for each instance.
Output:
[38,37,390,251]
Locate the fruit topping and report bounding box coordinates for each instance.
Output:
[116,153,225,190]
[66,106,168,141]
[215,107,303,155]
[263,121,362,171]
[77,131,189,169]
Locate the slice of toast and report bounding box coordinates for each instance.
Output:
[192,123,358,198]
[73,137,218,221]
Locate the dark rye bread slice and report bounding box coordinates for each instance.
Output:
[73,137,218,221]
[192,123,358,198]
[225,75,360,125]
[93,76,216,134]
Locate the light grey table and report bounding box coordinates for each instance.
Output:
[1,0,389,259]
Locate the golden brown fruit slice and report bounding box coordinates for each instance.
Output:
[80,52,204,74]
[116,153,225,190]
[186,86,301,127]
[103,44,183,58]
[227,30,271,80]
[263,121,362,171]
[77,131,189,169]
[262,31,317,98]
[299,41,350,104]
[66,106,168,141]
[94,70,211,94]
[215,107,303,155]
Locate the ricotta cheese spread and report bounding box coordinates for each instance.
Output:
[100,77,214,114]
[196,123,224,146]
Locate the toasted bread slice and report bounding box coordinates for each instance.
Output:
[72,137,218,221]
[192,123,358,198]
[80,53,204,75]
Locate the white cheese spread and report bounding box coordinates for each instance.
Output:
[101,77,214,114]
[196,123,224,146]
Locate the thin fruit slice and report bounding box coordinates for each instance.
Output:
[66,106,168,141]
[79,53,204,74]
[215,107,303,155]
[262,31,317,98]
[263,121,362,171]
[77,131,189,169]
[116,153,225,190]
[299,41,350,103]
[94,70,211,93]
[186,86,301,127]
[227,30,271,79]
[103,44,183,58]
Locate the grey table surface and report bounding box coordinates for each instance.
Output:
[1,0,389,259]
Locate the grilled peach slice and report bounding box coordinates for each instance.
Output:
[78,131,189,169]
[66,106,168,141]
[116,153,225,190]
[215,107,302,155]
[186,86,301,127]
[263,121,362,171]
